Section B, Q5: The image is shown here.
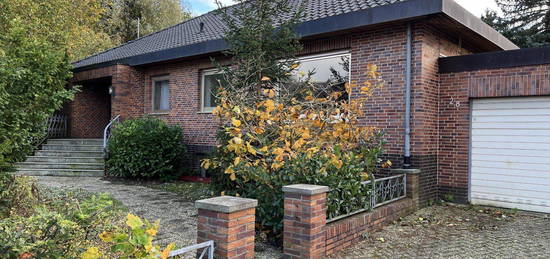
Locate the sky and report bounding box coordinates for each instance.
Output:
[183,0,500,17]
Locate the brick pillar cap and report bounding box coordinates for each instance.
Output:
[282,184,329,195]
[195,196,257,213]
[391,168,421,175]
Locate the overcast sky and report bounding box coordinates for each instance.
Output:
[183,0,500,17]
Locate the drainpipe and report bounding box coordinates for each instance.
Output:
[403,23,412,168]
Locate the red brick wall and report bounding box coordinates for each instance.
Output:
[411,22,476,204]
[66,82,111,138]
[439,64,550,202]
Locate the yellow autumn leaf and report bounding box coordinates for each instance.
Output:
[246,142,257,155]
[126,214,143,230]
[290,63,299,69]
[261,76,271,81]
[234,157,241,166]
[201,159,211,169]
[225,167,234,174]
[98,231,113,242]
[146,228,157,236]
[264,99,275,112]
[221,191,225,196]
[230,172,236,181]
[292,138,306,149]
[81,247,101,259]
[160,243,176,259]
[232,137,243,145]
[231,118,241,127]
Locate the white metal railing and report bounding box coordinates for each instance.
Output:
[327,174,407,223]
[167,240,214,259]
[103,115,121,152]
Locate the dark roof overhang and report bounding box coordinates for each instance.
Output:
[439,46,550,73]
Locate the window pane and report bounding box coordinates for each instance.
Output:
[203,73,223,109]
[160,81,169,110]
[294,55,350,84]
[153,80,169,111]
[293,54,350,100]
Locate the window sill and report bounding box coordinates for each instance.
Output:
[197,111,213,114]
[149,111,170,115]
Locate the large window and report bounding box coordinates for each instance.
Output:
[201,69,224,112]
[152,76,170,112]
[293,51,351,100]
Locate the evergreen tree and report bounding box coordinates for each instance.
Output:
[482,1,550,48]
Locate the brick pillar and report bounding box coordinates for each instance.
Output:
[282,184,329,259]
[392,169,421,208]
[195,196,258,259]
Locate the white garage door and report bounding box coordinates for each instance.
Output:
[470,96,550,213]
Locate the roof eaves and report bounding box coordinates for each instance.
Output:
[441,0,518,51]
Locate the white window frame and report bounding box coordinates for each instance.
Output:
[296,50,351,66]
[200,69,223,113]
[151,75,170,113]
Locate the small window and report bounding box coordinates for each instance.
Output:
[201,70,224,112]
[152,76,170,112]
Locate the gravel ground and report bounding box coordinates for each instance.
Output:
[34,176,283,258]
[331,203,550,259]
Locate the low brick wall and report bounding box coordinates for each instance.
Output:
[325,198,414,255]
[283,169,420,258]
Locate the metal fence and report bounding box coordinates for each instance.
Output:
[167,240,214,259]
[327,174,407,223]
[45,113,67,139]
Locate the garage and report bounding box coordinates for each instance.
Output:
[470,97,550,213]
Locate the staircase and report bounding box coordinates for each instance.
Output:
[16,139,104,177]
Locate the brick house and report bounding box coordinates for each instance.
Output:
[59,0,550,213]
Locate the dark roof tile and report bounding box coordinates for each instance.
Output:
[73,0,403,68]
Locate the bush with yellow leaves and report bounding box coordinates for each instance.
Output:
[202,0,389,238]
[81,214,175,259]
[202,63,387,236]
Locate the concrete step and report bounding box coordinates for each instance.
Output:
[16,162,104,170]
[47,139,103,145]
[35,150,103,158]
[25,156,104,163]
[14,169,104,177]
[42,144,103,152]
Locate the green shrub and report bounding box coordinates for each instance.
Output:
[106,117,186,179]
[0,173,125,258]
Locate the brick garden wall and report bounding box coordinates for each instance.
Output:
[439,64,550,202]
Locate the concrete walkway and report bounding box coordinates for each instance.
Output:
[35,176,283,258]
[35,176,197,248]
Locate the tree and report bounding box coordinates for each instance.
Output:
[0,0,116,62]
[104,0,192,44]
[0,19,77,169]
[482,1,550,48]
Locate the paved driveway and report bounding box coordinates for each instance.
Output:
[331,204,550,258]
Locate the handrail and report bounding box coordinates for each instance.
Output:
[103,115,121,151]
